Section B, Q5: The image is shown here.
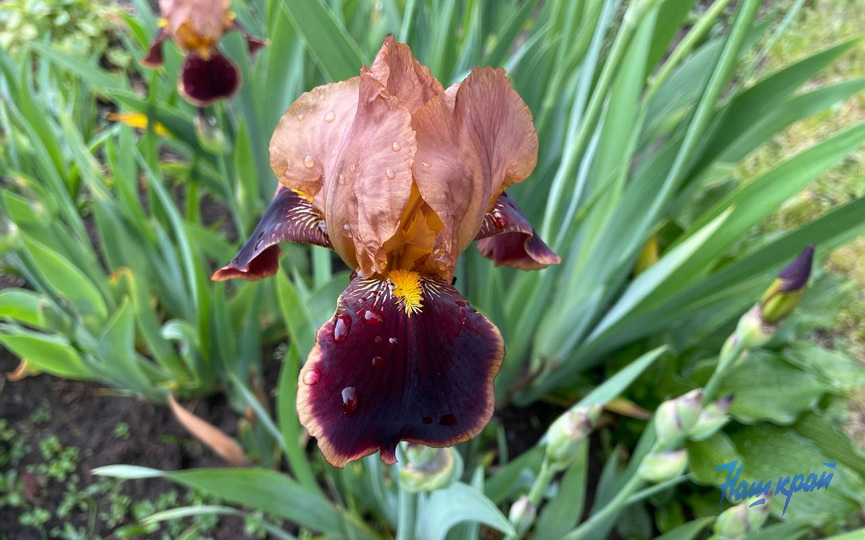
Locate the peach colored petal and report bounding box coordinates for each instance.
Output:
[325,71,417,275]
[369,35,443,113]
[411,95,487,274]
[269,78,360,218]
[160,0,233,48]
[410,68,538,269]
[455,67,538,199]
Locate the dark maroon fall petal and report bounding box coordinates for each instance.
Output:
[179,49,241,106]
[297,275,504,467]
[475,192,560,270]
[231,21,269,55]
[142,28,168,67]
[212,187,331,281]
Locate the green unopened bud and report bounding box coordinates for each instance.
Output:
[655,389,703,445]
[545,405,602,472]
[194,111,230,154]
[0,219,21,253]
[688,395,734,441]
[638,450,688,483]
[508,495,536,533]
[398,444,463,493]
[733,305,773,350]
[758,245,814,325]
[713,496,771,539]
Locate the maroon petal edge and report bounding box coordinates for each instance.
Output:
[212,187,331,281]
[297,274,504,467]
[142,28,168,67]
[231,21,269,56]
[475,192,560,270]
[179,49,241,107]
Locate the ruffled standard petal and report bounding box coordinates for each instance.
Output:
[369,35,443,113]
[179,49,240,106]
[211,188,330,281]
[160,0,233,49]
[297,274,503,467]
[476,192,560,270]
[324,73,417,276]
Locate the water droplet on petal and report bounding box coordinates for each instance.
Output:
[388,337,398,345]
[341,387,358,415]
[324,111,335,122]
[374,335,383,344]
[350,164,356,172]
[391,142,401,152]
[492,211,508,228]
[362,308,383,325]
[385,169,395,179]
[342,223,352,237]
[422,416,432,425]
[253,232,265,250]
[303,155,315,169]
[303,369,320,385]
[338,174,346,184]
[371,356,383,367]
[333,315,351,343]
[296,113,304,121]
[421,161,430,168]
[439,414,457,426]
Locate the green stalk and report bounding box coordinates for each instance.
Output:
[644,0,735,104]
[395,485,418,540]
[563,460,649,540]
[704,335,745,402]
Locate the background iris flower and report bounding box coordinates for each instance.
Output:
[213,36,560,467]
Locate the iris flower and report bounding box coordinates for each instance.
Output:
[143,0,267,106]
[214,37,560,467]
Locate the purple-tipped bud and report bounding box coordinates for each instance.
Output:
[398,444,463,493]
[655,389,704,445]
[687,394,734,441]
[638,449,688,483]
[713,494,771,539]
[758,245,814,325]
[544,405,602,472]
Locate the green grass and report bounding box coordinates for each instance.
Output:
[742,0,865,349]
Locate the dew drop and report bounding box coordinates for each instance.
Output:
[371,356,384,367]
[253,232,265,250]
[439,414,457,426]
[391,141,401,152]
[374,335,383,344]
[388,337,398,345]
[421,161,430,168]
[385,169,395,180]
[342,223,352,237]
[341,387,358,415]
[422,416,432,425]
[296,113,304,121]
[333,315,351,343]
[350,164,356,172]
[303,369,320,385]
[338,173,346,184]
[362,308,383,325]
[492,210,508,228]
[324,111,335,122]
[303,155,315,169]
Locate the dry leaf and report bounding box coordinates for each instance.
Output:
[167,394,249,466]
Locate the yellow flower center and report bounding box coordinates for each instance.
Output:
[389,269,423,316]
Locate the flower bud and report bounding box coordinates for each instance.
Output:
[732,305,773,351]
[758,245,813,325]
[638,450,688,483]
[398,444,463,493]
[194,111,230,154]
[713,496,770,539]
[655,389,703,445]
[544,405,602,472]
[687,395,734,441]
[508,495,537,533]
[0,219,21,253]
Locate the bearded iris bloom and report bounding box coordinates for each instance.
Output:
[143,0,267,106]
[214,37,560,467]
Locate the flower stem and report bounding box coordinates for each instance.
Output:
[396,484,418,540]
[704,335,745,402]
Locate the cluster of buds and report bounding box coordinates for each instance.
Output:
[726,245,814,353]
[712,496,771,539]
[398,444,463,493]
[687,394,734,441]
[544,404,602,472]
